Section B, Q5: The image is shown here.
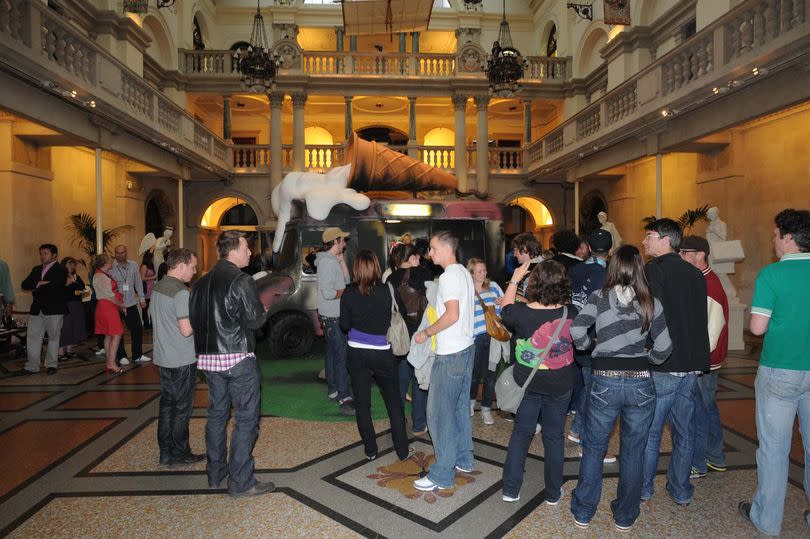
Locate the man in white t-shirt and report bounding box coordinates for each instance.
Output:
[413,230,476,491]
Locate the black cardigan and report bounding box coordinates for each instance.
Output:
[645,252,710,373]
[339,283,392,336]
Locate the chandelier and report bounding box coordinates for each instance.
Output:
[233,1,280,93]
[484,0,527,97]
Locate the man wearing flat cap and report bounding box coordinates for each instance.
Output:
[316,227,355,415]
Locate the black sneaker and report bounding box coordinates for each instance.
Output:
[46,367,57,375]
[339,398,356,416]
[738,501,753,524]
[169,453,206,466]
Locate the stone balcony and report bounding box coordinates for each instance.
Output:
[525,0,810,181]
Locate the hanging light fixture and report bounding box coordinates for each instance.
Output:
[233,1,280,93]
[484,0,527,97]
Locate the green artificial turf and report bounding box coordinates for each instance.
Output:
[255,336,398,422]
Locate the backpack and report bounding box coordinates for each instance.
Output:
[396,268,428,327]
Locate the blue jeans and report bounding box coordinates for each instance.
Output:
[691,371,725,472]
[470,333,496,408]
[751,365,810,535]
[503,389,571,501]
[570,366,592,436]
[641,372,697,504]
[426,344,475,488]
[571,374,655,527]
[322,317,350,401]
[398,359,427,432]
[205,357,261,494]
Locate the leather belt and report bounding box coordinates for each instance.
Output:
[593,369,650,379]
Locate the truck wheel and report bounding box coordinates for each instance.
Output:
[268,312,314,357]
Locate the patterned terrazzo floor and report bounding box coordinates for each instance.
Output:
[0,335,807,538]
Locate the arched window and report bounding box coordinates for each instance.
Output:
[546,24,558,57]
[221,203,258,226]
[193,15,205,50]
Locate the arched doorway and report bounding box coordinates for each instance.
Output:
[580,189,607,235]
[505,195,556,248]
[199,197,266,273]
[145,189,175,237]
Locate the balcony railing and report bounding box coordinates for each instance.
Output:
[525,0,810,174]
[0,0,228,172]
[230,143,523,174]
[180,48,570,82]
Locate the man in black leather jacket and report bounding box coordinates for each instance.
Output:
[189,230,272,497]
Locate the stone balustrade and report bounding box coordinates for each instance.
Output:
[525,0,809,175]
[0,0,228,172]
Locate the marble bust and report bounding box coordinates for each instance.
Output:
[706,206,727,243]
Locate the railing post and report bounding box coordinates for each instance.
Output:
[28,2,42,52]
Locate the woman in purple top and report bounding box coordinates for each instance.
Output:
[340,250,410,461]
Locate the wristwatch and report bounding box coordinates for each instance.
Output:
[508,280,520,286]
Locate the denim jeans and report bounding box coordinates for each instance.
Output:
[205,357,261,494]
[347,347,410,459]
[470,333,496,408]
[426,344,475,488]
[398,358,427,432]
[751,365,810,535]
[116,305,143,360]
[502,389,571,501]
[691,371,726,472]
[641,372,697,504]
[570,366,592,436]
[158,364,197,460]
[571,374,655,527]
[322,317,350,400]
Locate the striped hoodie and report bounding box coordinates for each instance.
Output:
[570,287,672,370]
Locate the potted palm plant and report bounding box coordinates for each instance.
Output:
[64,213,133,268]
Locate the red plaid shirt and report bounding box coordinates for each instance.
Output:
[196,352,254,372]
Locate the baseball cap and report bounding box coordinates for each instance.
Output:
[587,229,613,253]
[680,235,710,255]
[322,227,350,243]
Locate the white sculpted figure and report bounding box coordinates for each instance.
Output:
[706,206,727,243]
[271,164,371,252]
[598,211,622,253]
[138,227,173,269]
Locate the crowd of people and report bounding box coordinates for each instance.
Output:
[2,208,809,532]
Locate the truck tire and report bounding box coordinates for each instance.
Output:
[268,312,315,358]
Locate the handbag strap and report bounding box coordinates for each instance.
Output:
[520,306,568,391]
[474,290,488,310]
[387,282,400,314]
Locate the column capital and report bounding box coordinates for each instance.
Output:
[408,96,417,104]
[451,95,468,110]
[268,92,285,108]
[474,95,490,109]
[291,92,308,108]
[345,95,353,103]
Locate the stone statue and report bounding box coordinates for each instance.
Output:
[138,227,174,269]
[706,206,727,243]
[598,211,622,253]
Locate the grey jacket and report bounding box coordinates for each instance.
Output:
[408,281,438,389]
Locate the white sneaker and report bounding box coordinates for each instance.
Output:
[578,449,617,464]
[95,348,106,356]
[119,357,130,366]
[546,486,564,505]
[470,399,476,417]
[414,477,447,491]
[567,433,581,444]
[481,408,495,425]
[535,423,542,435]
[134,355,151,363]
[502,493,520,502]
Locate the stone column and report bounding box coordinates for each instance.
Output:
[474,95,489,194]
[349,35,357,73]
[177,178,185,247]
[95,147,103,254]
[452,95,468,192]
[407,96,417,159]
[344,96,353,141]
[523,100,532,145]
[335,27,344,51]
[292,92,308,171]
[269,92,284,191]
[656,153,663,218]
[223,96,232,140]
[574,180,580,234]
